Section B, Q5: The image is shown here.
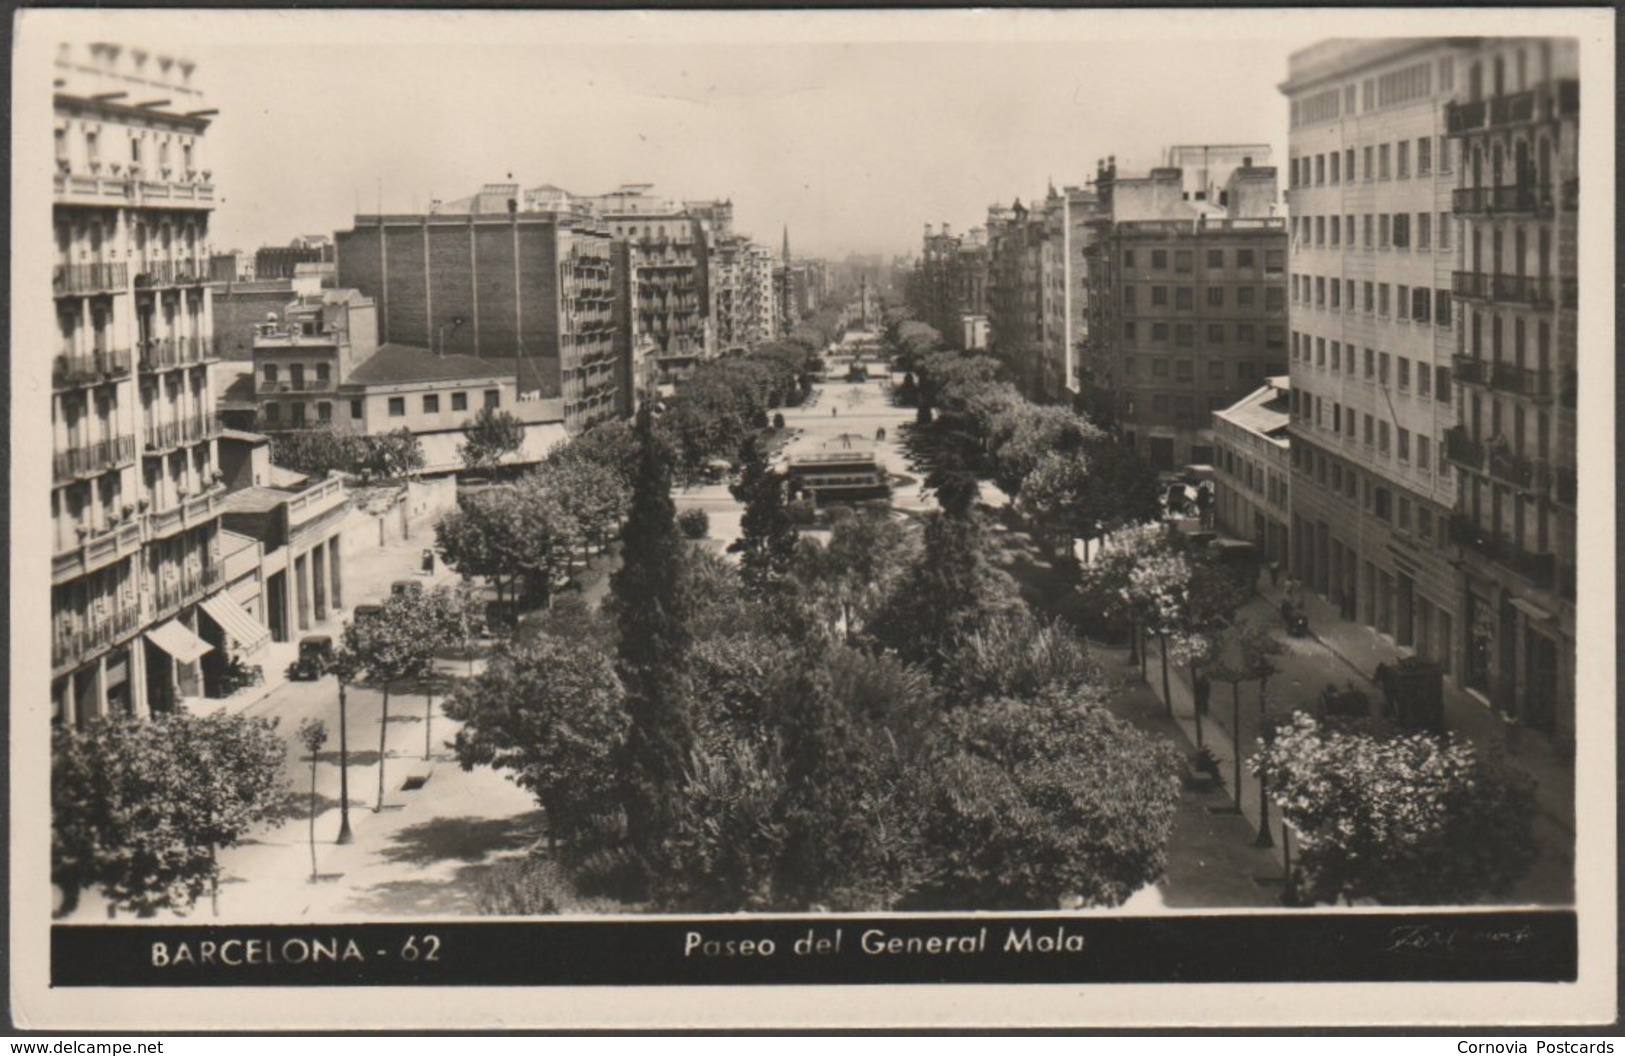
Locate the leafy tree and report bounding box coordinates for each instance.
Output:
[909,689,1180,910]
[1077,521,1181,679]
[1208,618,1286,804]
[362,427,426,479]
[987,403,1102,499]
[443,637,628,851]
[728,436,799,598]
[943,608,1099,707]
[677,507,709,539]
[548,417,640,492]
[792,507,918,644]
[1017,450,1093,556]
[1256,714,1538,905]
[268,426,368,478]
[660,738,787,912]
[458,406,525,471]
[341,592,443,812]
[610,405,696,882]
[51,713,288,917]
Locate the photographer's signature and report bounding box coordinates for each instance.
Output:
[1382,923,1534,958]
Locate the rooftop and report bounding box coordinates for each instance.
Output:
[344,345,514,387]
[1214,378,1291,442]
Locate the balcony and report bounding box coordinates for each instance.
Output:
[134,259,210,289]
[53,435,137,484]
[144,414,220,452]
[1445,98,1487,135]
[1451,271,1553,308]
[1489,89,1538,127]
[152,562,225,620]
[139,336,215,372]
[53,519,144,585]
[1451,354,1487,387]
[52,603,146,673]
[1454,356,1554,401]
[1451,184,1553,218]
[263,376,336,394]
[1448,515,1556,588]
[53,348,132,389]
[147,488,223,541]
[53,262,129,297]
[1444,426,1486,471]
[1487,446,1547,491]
[54,171,216,210]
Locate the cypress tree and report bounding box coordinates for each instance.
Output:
[611,405,694,880]
[728,435,798,598]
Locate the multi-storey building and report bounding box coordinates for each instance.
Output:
[1441,38,1578,741]
[1282,39,1474,689]
[909,222,991,352]
[987,201,1047,398]
[255,235,334,281]
[51,43,262,722]
[1035,185,1102,404]
[1086,155,1288,471]
[333,204,621,432]
[1212,375,1292,568]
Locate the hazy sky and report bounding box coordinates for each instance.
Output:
[25,8,1604,260]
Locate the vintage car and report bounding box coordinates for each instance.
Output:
[288,635,334,681]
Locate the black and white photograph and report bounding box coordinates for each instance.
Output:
[9,5,1616,1031]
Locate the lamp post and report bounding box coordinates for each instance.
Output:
[1254,711,1276,849]
[335,679,353,844]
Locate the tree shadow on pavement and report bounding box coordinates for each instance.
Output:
[339,862,503,916]
[378,810,548,866]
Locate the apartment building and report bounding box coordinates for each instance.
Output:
[1282,39,1476,689]
[1086,155,1289,471]
[1212,376,1292,568]
[1442,38,1578,742]
[334,204,621,432]
[51,42,258,722]
[987,202,1046,398]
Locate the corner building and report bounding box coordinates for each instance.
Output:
[1281,39,1468,683]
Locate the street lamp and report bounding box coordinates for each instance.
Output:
[1254,712,1278,849]
[335,677,354,845]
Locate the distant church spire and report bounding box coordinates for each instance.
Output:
[782,224,791,263]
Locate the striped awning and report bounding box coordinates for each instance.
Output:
[200,591,272,654]
[146,619,213,664]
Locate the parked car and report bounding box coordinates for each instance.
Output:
[352,603,385,624]
[391,579,424,596]
[288,635,334,681]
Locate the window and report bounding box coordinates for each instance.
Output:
[1417,212,1432,250]
[1237,360,1257,379]
[1413,288,1431,323]
[1439,212,1451,249]
[263,403,279,424]
[85,130,99,163]
[1378,284,1390,316]
[1264,250,1285,274]
[1122,356,1136,377]
[291,403,307,427]
[1345,279,1355,309]
[1417,435,1431,469]
[1345,148,1355,180]
[1152,394,1170,414]
[1397,285,1410,320]
[1175,287,1193,310]
[423,394,440,414]
[1208,359,1226,379]
[1436,366,1451,404]
[1363,145,1374,180]
[1315,277,1326,306]
[1207,249,1224,269]
[317,402,332,422]
[1236,249,1255,268]
[1374,487,1392,522]
[131,137,142,164]
[1418,362,1432,398]
[1175,359,1193,381]
[1417,137,1432,176]
[452,391,468,412]
[1123,321,1138,342]
[1175,251,1193,273]
[1174,396,1194,422]
[1236,324,1255,344]
[484,389,501,409]
[1265,326,1285,350]
[1363,214,1373,247]
[1398,427,1411,462]
[1206,323,1225,343]
[1396,214,1413,250]
[1174,324,1194,346]
[1330,280,1341,309]
[1151,322,1169,341]
[1329,152,1340,183]
[1439,136,1452,173]
[1315,216,1326,245]
[1316,337,1326,366]
[1123,286,1137,310]
[1123,250,1135,269]
[1330,216,1340,246]
[388,397,406,417]
[1396,140,1409,178]
[1345,215,1355,244]
[1151,250,1168,270]
[1398,497,1412,531]
[1379,214,1391,248]
[262,363,278,384]
[1364,348,1375,379]
[1265,287,1284,311]
[1417,506,1433,541]
[1435,289,1452,328]
[1397,357,1411,390]
[1330,341,1341,371]
[1315,155,1326,184]
[1151,286,1168,306]
[1364,414,1374,445]
[350,398,363,419]
[1207,287,1224,308]
[315,362,330,383]
[1378,143,1390,179]
[1378,421,1390,454]
[1237,286,1255,308]
[290,363,306,390]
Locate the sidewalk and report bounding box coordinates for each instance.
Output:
[1140,591,1573,905]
